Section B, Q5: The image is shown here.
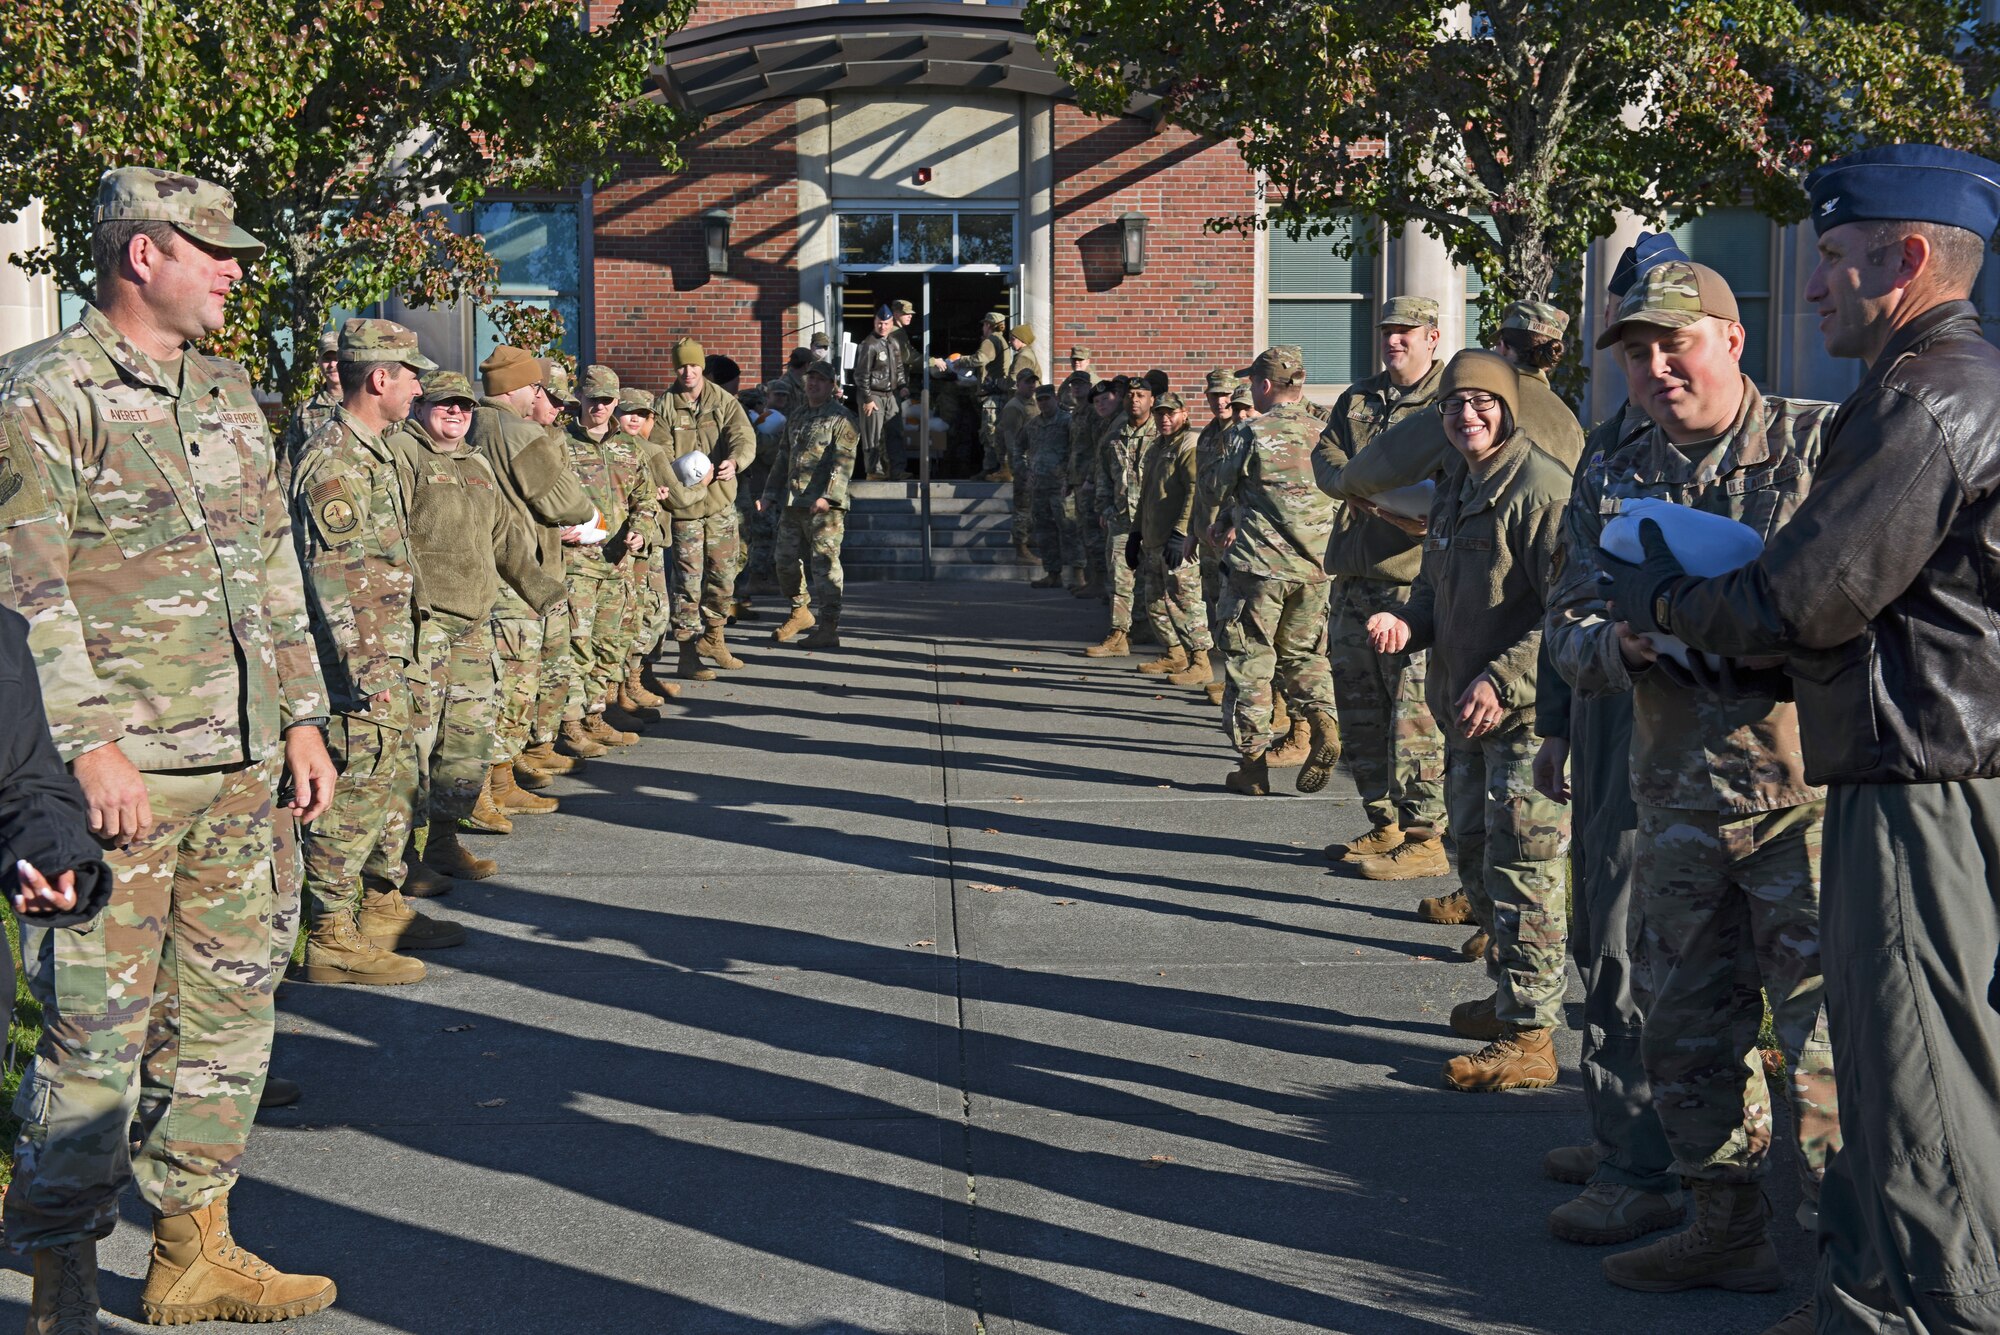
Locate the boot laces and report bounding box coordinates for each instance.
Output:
[49,1249,95,1329]
[1469,1036,1522,1063]
[213,1222,276,1279]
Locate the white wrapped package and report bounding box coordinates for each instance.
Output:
[573,510,610,545]
[1600,498,1762,667]
[1370,479,1434,520]
[672,450,715,488]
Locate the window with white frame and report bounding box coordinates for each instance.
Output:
[836,211,1016,270]
[1266,216,1375,386]
[472,201,581,367]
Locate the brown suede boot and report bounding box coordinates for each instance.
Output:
[1550,1181,1686,1246]
[800,617,840,649]
[296,915,425,985]
[1136,645,1189,675]
[1417,887,1474,923]
[614,683,660,722]
[698,625,745,669]
[602,698,651,736]
[640,659,682,699]
[772,606,815,643]
[422,826,496,881]
[1204,680,1224,705]
[1168,655,1214,688]
[1460,927,1492,961]
[678,637,717,679]
[491,762,557,815]
[1083,629,1129,658]
[1443,1025,1558,1092]
[511,757,553,790]
[359,886,466,951]
[1601,1179,1781,1293]
[1543,1143,1604,1185]
[522,740,580,774]
[557,719,608,760]
[1030,571,1063,589]
[1296,708,1343,793]
[1070,580,1103,600]
[401,857,454,898]
[28,1240,100,1335]
[140,1196,337,1325]
[1449,994,1507,1040]
[464,779,514,835]
[1761,1300,1816,1335]
[1224,751,1270,796]
[1266,717,1312,768]
[1357,831,1452,881]
[624,664,665,707]
[1327,824,1403,863]
[585,711,638,747]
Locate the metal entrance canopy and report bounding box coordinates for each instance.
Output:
[647,2,1157,116]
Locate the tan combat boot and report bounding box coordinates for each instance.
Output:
[1296,708,1343,794]
[521,739,581,775]
[422,825,497,881]
[1417,887,1474,923]
[1443,1025,1558,1093]
[1070,580,1103,601]
[1327,825,1403,863]
[490,762,558,815]
[678,637,717,679]
[1357,831,1452,881]
[772,606,816,643]
[1168,655,1214,689]
[465,777,514,834]
[623,664,665,708]
[359,886,466,951]
[601,697,651,736]
[1223,751,1270,796]
[1761,1300,1816,1335]
[800,616,841,649]
[1460,927,1491,961]
[1266,716,1311,768]
[1543,1143,1603,1185]
[698,625,745,669]
[140,1196,336,1326]
[584,707,638,747]
[1136,645,1189,675]
[557,719,608,760]
[28,1240,100,1335]
[1030,571,1063,589]
[614,682,660,722]
[1601,1179,1781,1293]
[1550,1181,1686,1246]
[298,915,425,985]
[1449,994,1508,1041]
[639,659,682,699]
[1083,629,1129,658]
[511,756,553,790]
[401,857,454,898]
[1204,680,1224,705]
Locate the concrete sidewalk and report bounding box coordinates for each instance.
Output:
[0,583,1812,1333]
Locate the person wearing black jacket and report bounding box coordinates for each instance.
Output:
[0,605,113,1037]
[1602,145,2000,1335]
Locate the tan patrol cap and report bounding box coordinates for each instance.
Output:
[418,370,477,404]
[1236,345,1307,386]
[337,318,437,371]
[1379,296,1440,328]
[94,167,265,260]
[1594,261,1740,349]
[1070,346,1094,361]
[1203,367,1236,396]
[1502,300,1571,342]
[580,365,620,400]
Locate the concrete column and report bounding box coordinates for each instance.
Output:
[1391,219,1462,361]
[0,202,60,358]
[1023,95,1054,362]
[1585,210,1644,424]
[795,97,836,353]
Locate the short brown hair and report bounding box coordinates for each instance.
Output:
[1862,220,1987,296]
[91,220,179,298]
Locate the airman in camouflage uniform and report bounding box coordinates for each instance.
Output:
[1083,380,1155,657]
[764,361,859,649]
[1050,373,1091,585]
[1318,297,1452,874]
[1201,346,1342,796]
[0,168,339,1327]
[291,319,462,984]
[1132,391,1213,687]
[1190,368,1241,626]
[1368,350,1572,1092]
[1067,379,1116,601]
[1024,384,1072,587]
[280,330,340,482]
[1548,261,1840,1294]
[614,389,680,705]
[969,312,1013,479]
[997,369,1042,557]
[653,339,758,679]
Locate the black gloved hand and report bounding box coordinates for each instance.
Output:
[1163,532,1187,571]
[1123,531,1144,570]
[1598,518,1687,635]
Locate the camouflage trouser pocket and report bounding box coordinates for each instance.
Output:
[37,914,113,1020]
[1508,796,1571,862]
[10,1067,53,1138]
[331,711,403,782]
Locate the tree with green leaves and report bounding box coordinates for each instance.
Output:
[0,0,698,400]
[1027,0,1999,338]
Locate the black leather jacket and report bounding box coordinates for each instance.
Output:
[1667,300,2000,784]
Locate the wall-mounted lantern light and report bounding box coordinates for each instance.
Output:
[1119,212,1149,276]
[703,208,734,276]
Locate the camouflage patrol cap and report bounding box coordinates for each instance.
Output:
[1379,296,1440,328]
[542,360,574,403]
[94,167,265,260]
[337,318,437,371]
[1070,346,1093,361]
[984,311,1008,328]
[673,337,705,369]
[806,359,838,380]
[1593,261,1740,349]
[418,370,477,405]
[1501,300,1570,342]
[1155,391,1187,412]
[615,387,654,415]
[890,299,915,316]
[810,331,831,350]
[580,364,620,401]
[1034,384,1056,401]
[1239,344,1307,386]
[1203,367,1236,396]
[1228,381,1253,408]
[317,331,340,356]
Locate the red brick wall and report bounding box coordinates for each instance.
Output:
[1052,107,1257,392]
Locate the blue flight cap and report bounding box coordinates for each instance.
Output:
[876,304,895,321]
[1608,231,1691,298]
[1807,144,2000,238]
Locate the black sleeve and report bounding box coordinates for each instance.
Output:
[0,609,113,930]
[1535,639,1572,740]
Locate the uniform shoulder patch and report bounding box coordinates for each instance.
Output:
[0,407,56,528]
[307,475,361,539]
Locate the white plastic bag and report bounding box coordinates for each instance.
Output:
[1370,480,1434,520]
[1600,498,1762,668]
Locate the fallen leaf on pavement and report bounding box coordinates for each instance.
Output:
[911,939,936,948]
[981,827,1000,834]
[443,1024,474,1033]
[969,882,1015,893]
[1053,899,1076,906]
[476,1098,507,1108]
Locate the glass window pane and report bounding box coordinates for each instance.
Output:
[1268,216,1371,295]
[1669,209,1769,296]
[898,214,952,265]
[840,213,893,266]
[475,202,579,295]
[1268,300,1371,385]
[958,214,1014,266]
[1463,213,1501,337]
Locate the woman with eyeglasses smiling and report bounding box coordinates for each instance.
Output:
[1366,348,1577,1095]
